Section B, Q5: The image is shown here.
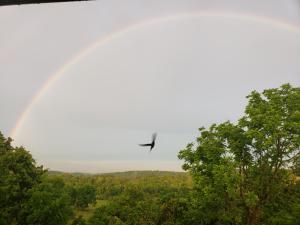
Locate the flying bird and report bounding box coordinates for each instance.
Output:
[139,133,157,152]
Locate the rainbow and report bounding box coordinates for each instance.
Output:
[10,11,300,139]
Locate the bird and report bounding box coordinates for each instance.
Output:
[139,133,157,152]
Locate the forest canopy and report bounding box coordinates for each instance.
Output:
[178,83,300,225]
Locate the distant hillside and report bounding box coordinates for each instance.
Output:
[47,170,187,177]
[46,170,92,176]
[101,170,187,177]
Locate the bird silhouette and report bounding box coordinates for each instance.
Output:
[139,133,157,152]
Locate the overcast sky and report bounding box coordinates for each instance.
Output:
[1,0,300,172]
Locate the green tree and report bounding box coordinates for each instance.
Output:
[21,176,73,225]
[71,216,87,225]
[68,184,97,209]
[76,185,97,209]
[88,204,119,225]
[178,84,300,225]
[294,154,300,176]
[0,132,44,225]
[158,190,189,225]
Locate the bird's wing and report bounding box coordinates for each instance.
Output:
[152,133,157,142]
[139,143,152,147]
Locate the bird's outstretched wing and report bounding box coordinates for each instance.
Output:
[139,143,152,147]
[152,133,157,142]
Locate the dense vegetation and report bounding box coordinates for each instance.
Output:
[1,84,300,225]
[178,84,300,225]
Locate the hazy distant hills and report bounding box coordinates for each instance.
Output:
[47,170,187,177]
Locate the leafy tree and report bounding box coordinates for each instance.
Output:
[262,181,300,225]
[21,176,73,225]
[0,132,44,225]
[178,84,300,225]
[88,204,119,225]
[71,216,87,225]
[68,184,96,209]
[76,185,97,209]
[293,154,300,176]
[158,190,189,225]
[88,182,191,225]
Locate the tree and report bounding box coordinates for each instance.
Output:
[158,190,189,225]
[71,216,87,225]
[0,132,44,225]
[76,185,97,209]
[178,84,300,225]
[88,204,119,225]
[293,154,300,176]
[68,184,96,209]
[21,176,73,225]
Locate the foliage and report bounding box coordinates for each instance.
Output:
[1,84,300,225]
[21,176,73,225]
[178,84,300,225]
[68,184,97,209]
[71,216,87,225]
[0,132,44,225]
[88,183,189,225]
[294,154,300,176]
[51,170,191,224]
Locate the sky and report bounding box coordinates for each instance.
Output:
[0,0,300,173]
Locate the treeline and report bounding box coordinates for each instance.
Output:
[59,171,192,224]
[1,83,300,225]
[0,134,192,225]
